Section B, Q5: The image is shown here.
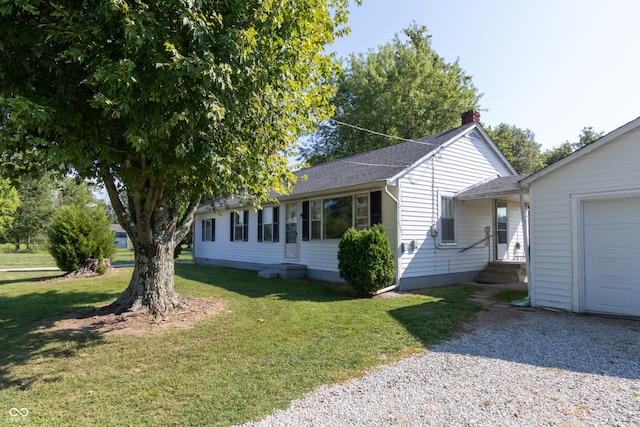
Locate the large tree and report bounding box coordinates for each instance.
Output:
[485,123,543,174]
[542,126,604,168]
[9,173,56,250]
[0,177,19,242]
[0,0,349,314]
[299,23,481,165]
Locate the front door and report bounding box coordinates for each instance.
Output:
[285,203,299,260]
[495,200,508,260]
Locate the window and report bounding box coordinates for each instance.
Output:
[323,197,353,239]
[310,200,322,240]
[257,207,280,243]
[230,210,249,242]
[355,194,369,230]
[441,196,455,243]
[201,218,215,241]
[302,191,382,241]
[496,201,508,244]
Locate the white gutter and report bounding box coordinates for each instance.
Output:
[518,185,531,297]
[385,184,401,288]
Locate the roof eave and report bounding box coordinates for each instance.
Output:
[521,116,640,187]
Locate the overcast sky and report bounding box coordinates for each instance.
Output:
[328,0,640,150]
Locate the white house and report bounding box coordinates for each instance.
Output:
[520,116,640,317]
[194,111,527,290]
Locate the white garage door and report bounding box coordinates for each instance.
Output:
[583,198,640,316]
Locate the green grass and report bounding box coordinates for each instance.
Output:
[0,248,193,268]
[491,289,528,303]
[0,265,482,426]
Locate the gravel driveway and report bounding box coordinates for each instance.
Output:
[239,288,640,427]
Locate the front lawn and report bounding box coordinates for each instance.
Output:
[0,265,482,426]
[0,247,193,269]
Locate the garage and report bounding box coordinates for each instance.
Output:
[520,116,640,316]
[583,198,640,316]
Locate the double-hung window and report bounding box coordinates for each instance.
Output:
[440,196,455,243]
[257,207,280,242]
[230,210,249,242]
[201,218,215,242]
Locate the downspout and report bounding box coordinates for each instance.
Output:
[382,183,401,293]
[518,185,531,298]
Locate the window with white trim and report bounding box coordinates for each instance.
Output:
[258,206,280,242]
[301,191,382,241]
[230,210,249,242]
[201,218,215,241]
[310,200,322,240]
[440,196,455,243]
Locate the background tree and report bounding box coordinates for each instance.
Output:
[0,178,19,243]
[56,176,100,208]
[48,204,115,272]
[9,173,56,251]
[300,23,481,165]
[485,124,543,174]
[0,0,349,314]
[542,126,603,168]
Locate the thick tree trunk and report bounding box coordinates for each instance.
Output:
[110,239,181,315]
[100,169,200,317]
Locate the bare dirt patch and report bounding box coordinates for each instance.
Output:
[46,296,226,336]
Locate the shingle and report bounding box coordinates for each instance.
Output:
[289,123,475,195]
[455,174,530,199]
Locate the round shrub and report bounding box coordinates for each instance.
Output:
[337,224,394,297]
[48,204,115,272]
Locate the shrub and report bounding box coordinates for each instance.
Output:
[337,224,394,297]
[48,204,115,272]
[95,259,108,275]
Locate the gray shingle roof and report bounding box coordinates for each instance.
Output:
[289,123,477,196]
[455,174,530,199]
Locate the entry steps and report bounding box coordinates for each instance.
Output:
[258,263,307,279]
[476,261,526,284]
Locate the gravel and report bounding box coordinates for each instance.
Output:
[238,307,640,427]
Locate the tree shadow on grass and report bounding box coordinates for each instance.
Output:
[0,274,62,286]
[0,289,120,390]
[387,285,483,347]
[176,264,356,303]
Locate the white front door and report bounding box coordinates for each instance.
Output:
[285,203,299,260]
[496,200,508,260]
[583,198,640,316]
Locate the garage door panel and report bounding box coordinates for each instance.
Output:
[594,286,633,311]
[583,198,640,316]
[585,257,633,281]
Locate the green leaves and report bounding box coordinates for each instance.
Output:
[338,224,394,297]
[300,23,481,165]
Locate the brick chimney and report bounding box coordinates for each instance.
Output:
[461,109,480,125]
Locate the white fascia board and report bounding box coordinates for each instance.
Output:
[520,115,640,187]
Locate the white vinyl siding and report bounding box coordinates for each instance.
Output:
[193,190,397,279]
[528,127,640,312]
[397,130,515,285]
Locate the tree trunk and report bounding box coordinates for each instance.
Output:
[109,239,181,316]
[100,170,199,317]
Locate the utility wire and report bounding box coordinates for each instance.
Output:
[329,118,438,147]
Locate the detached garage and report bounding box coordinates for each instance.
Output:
[520,116,640,317]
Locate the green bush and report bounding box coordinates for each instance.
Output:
[337,224,394,297]
[47,205,115,272]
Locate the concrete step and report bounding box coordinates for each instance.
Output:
[476,261,527,284]
[258,263,307,279]
[476,271,520,284]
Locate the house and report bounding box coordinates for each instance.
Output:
[193,111,527,290]
[111,224,132,249]
[520,116,640,317]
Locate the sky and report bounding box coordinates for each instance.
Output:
[327,0,640,150]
